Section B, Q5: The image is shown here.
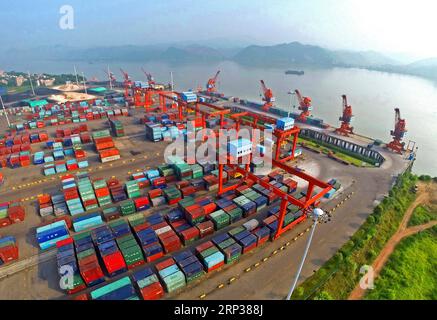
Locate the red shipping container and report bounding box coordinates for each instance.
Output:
[0,218,12,228]
[133,222,150,233]
[140,282,164,300]
[145,251,163,263]
[127,259,145,270]
[67,283,87,295]
[195,241,214,254]
[167,197,181,206]
[203,203,217,215]
[176,181,190,190]
[180,227,200,241]
[148,189,162,199]
[8,206,25,222]
[102,252,126,275]
[155,258,175,271]
[181,186,196,197]
[151,221,168,231]
[134,197,150,209]
[196,221,215,238]
[242,242,257,254]
[95,188,110,197]
[0,246,19,262]
[207,260,225,273]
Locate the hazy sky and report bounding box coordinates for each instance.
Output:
[1,0,436,59]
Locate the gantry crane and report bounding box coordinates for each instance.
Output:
[386,108,407,154]
[141,68,155,86]
[119,69,132,99]
[295,89,312,122]
[206,70,220,93]
[335,95,354,136]
[260,80,275,111]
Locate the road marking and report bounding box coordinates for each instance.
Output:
[254,262,261,268]
[262,257,269,262]
[199,293,207,299]
[217,284,225,289]
[228,277,236,283]
[245,267,252,272]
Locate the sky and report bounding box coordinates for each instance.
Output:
[1,0,437,59]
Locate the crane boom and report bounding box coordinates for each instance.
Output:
[335,94,354,136]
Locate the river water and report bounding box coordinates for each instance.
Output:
[2,59,437,176]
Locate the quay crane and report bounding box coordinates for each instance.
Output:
[335,94,354,136]
[295,89,312,122]
[141,68,155,86]
[260,80,275,111]
[206,70,220,93]
[119,69,132,99]
[386,108,407,154]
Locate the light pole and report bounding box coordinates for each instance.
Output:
[0,94,11,127]
[286,208,325,300]
[287,91,295,118]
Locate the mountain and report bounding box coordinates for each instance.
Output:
[234,42,335,66]
[331,50,399,67]
[233,42,398,67]
[159,45,225,63]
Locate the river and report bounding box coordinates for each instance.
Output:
[1,59,437,176]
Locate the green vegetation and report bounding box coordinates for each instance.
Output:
[291,171,417,300]
[365,226,437,300]
[408,205,437,227]
[298,136,375,167]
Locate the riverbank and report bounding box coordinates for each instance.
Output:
[290,169,418,300]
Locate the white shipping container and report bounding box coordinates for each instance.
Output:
[155,225,172,236]
[101,155,121,163]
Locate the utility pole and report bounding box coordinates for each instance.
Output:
[286,208,325,300]
[107,65,113,90]
[28,71,36,96]
[0,95,11,127]
[170,71,174,91]
[74,65,80,86]
[287,91,295,118]
[81,72,87,94]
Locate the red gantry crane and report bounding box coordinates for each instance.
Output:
[141,68,155,86]
[335,94,354,136]
[119,69,132,99]
[260,80,275,111]
[386,108,407,154]
[206,70,221,93]
[295,89,312,122]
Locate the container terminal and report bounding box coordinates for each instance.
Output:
[0,69,414,300]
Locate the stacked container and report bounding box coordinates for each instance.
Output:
[93,179,112,207]
[174,250,205,284]
[56,238,86,294]
[62,175,84,216]
[0,236,19,265]
[36,220,70,250]
[208,209,231,231]
[145,123,162,142]
[156,258,186,293]
[212,233,242,264]
[74,232,105,287]
[195,241,225,273]
[72,212,104,232]
[229,227,258,254]
[90,277,137,300]
[77,175,98,211]
[108,178,127,202]
[125,180,141,199]
[92,226,127,277]
[120,199,136,216]
[109,119,125,137]
[132,267,164,300]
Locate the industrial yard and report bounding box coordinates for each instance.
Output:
[0,65,416,302]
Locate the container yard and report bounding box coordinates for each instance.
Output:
[0,68,414,302]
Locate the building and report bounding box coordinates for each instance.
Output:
[15,76,25,87]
